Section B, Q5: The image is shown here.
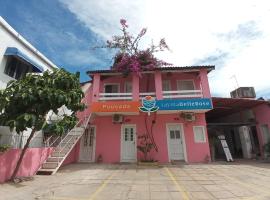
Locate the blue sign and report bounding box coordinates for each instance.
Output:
[156,98,212,110]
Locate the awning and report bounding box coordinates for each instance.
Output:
[206,97,267,120]
[4,47,44,72]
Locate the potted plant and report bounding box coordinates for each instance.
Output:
[137,134,158,166]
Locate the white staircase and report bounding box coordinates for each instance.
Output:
[37,115,92,175]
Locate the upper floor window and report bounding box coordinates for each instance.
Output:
[124,82,132,93]
[4,56,32,80]
[162,80,171,91]
[177,80,195,90]
[104,84,119,93]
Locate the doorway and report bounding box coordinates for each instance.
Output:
[166,124,186,161]
[121,125,136,162]
[79,126,96,162]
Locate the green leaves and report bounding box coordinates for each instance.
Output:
[0,68,85,134]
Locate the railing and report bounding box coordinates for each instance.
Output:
[139,92,156,99]
[163,90,203,99]
[45,135,61,147]
[55,114,92,165]
[98,92,156,101]
[98,90,202,101]
[99,92,133,101]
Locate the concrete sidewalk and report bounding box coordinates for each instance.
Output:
[1,162,270,200]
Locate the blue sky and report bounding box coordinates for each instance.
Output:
[0,0,114,82]
[1,0,270,98]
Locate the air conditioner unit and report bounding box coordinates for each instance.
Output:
[230,87,256,99]
[112,114,123,123]
[180,112,196,122]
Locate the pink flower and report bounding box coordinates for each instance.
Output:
[139,28,147,37]
[120,19,128,28]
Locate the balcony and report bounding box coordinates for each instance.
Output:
[98,92,156,101]
[91,69,211,102]
[98,90,202,101]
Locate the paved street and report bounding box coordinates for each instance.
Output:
[1,162,270,200]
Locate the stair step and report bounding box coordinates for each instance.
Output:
[36,169,54,175]
[36,124,86,176]
[42,162,59,169]
[54,147,72,151]
[51,152,67,157]
[47,157,64,162]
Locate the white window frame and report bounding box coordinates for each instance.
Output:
[177,79,195,90]
[124,81,132,93]
[193,126,206,143]
[103,83,120,93]
[162,80,171,91]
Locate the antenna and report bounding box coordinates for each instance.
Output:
[230,75,240,98]
[230,75,239,89]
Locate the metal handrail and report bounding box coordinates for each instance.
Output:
[55,114,92,164]
[49,136,60,147]
[82,113,92,129]
[57,131,78,164]
[44,135,53,147]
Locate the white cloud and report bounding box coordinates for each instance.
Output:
[60,0,270,98]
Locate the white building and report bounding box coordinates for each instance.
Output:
[0,16,58,148]
[0,16,57,89]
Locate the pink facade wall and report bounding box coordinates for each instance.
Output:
[62,142,80,166]
[80,70,212,164]
[253,103,270,154]
[0,147,53,183]
[92,113,210,163]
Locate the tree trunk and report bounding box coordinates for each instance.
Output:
[10,128,36,181]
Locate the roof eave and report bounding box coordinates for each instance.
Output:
[86,65,215,77]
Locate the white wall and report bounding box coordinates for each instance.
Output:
[0,17,58,147]
[0,126,44,148]
[0,17,57,90]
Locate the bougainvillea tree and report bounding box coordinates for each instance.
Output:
[101,19,171,77]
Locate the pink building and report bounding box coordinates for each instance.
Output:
[78,66,215,163]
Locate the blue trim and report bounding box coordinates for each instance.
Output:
[4,47,44,72]
[156,98,213,110]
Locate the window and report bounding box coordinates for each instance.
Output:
[124,82,132,93]
[177,80,195,90]
[4,56,33,80]
[124,127,134,141]
[193,126,206,143]
[104,84,119,93]
[170,130,181,139]
[162,80,171,91]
